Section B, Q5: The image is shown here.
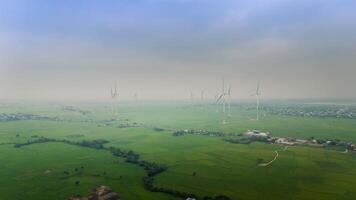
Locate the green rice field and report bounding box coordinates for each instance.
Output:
[0,101,356,200]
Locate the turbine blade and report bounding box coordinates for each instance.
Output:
[216,94,224,103]
[256,80,260,95]
[222,78,225,93]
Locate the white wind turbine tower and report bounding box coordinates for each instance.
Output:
[110,83,119,115]
[215,88,220,112]
[216,78,232,124]
[190,90,195,105]
[200,89,205,106]
[133,93,138,102]
[200,90,205,101]
[227,84,232,117]
[252,81,261,121]
[216,78,229,113]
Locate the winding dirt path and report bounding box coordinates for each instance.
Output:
[341,149,348,154]
[258,150,279,167]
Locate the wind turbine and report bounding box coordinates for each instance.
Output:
[200,90,205,102]
[110,83,119,115]
[216,78,228,113]
[216,78,232,124]
[190,90,195,105]
[133,93,138,102]
[227,84,232,117]
[214,88,220,112]
[251,81,261,121]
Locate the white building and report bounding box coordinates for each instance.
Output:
[245,130,269,138]
[275,137,295,145]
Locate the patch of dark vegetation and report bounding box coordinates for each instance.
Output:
[256,158,265,165]
[110,148,142,164]
[153,127,165,132]
[14,137,109,149]
[225,135,270,145]
[0,112,143,127]
[14,137,55,148]
[96,118,142,128]
[99,119,119,126]
[0,113,58,122]
[14,137,233,200]
[143,176,197,198]
[0,112,94,123]
[76,139,109,149]
[62,106,91,115]
[315,138,350,147]
[173,129,241,137]
[224,137,252,144]
[91,174,101,177]
[66,134,85,138]
[202,195,231,200]
[0,142,15,146]
[116,122,142,128]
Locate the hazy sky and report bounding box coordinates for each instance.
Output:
[1,0,356,101]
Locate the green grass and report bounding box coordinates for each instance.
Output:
[0,102,356,199]
[0,143,176,200]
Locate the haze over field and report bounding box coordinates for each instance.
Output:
[2,2,356,199]
[1,0,356,101]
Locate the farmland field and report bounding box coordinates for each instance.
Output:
[1,101,356,200]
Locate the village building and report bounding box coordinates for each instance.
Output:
[245,130,269,138]
[295,139,308,144]
[274,137,295,145]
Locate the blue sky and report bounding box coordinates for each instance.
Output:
[1,0,356,100]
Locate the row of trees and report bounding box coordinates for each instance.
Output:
[143,175,198,198]
[201,195,231,200]
[153,127,165,132]
[0,113,56,122]
[14,137,55,148]
[224,137,252,144]
[173,129,241,137]
[99,145,199,199]
[14,137,110,150]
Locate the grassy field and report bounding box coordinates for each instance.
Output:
[0,143,175,200]
[0,101,356,199]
